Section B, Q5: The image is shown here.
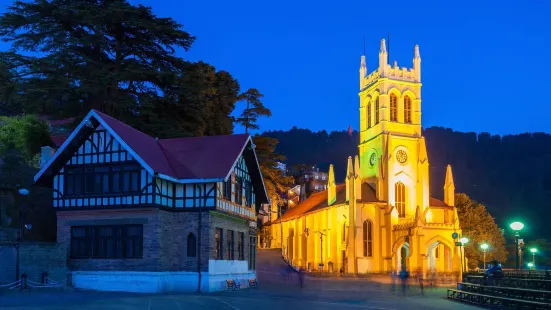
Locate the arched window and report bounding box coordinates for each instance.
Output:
[404,96,412,123]
[363,220,373,257]
[187,233,197,257]
[375,97,380,124]
[395,182,406,217]
[367,102,372,128]
[390,94,397,121]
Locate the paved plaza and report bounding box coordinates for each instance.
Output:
[0,274,481,310]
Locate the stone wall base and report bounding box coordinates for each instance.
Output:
[72,271,257,293]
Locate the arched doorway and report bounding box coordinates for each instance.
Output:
[426,238,453,273]
[397,243,410,271]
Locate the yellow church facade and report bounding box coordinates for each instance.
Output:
[268,39,463,275]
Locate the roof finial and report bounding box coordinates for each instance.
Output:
[380,38,387,54]
[414,44,420,59]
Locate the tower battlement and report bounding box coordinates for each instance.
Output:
[359,39,421,90]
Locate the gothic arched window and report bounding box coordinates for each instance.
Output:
[367,101,372,128]
[187,233,197,257]
[390,93,398,121]
[375,97,380,125]
[404,96,412,123]
[395,182,406,217]
[363,220,373,257]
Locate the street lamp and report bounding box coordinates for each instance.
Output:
[15,187,30,281]
[509,221,524,270]
[527,262,535,269]
[480,243,489,270]
[460,237,469,274]
[530,248,538,266]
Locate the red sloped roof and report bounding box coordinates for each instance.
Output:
[429,197,449,207]
[159,134,249,179]
[94,110,176,177]
[93,110,251,181]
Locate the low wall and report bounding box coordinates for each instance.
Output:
[72,270,256,293]
[0,242,67,284]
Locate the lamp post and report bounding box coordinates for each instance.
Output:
[480,243,489,270]
[527,262,535,270]
[315,230,327,272]
[530,248,538,266]
[460,237,469,274]
[509,221,524,270]
[15,188,30,281]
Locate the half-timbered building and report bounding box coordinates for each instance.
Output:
[34,109,268,293]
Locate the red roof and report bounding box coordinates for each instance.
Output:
[93,110,250,181]
[159,135,249,179]
[95,110,176,177]
[429,197,449,207]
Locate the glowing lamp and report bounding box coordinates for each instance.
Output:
[530,248,538,254]
[480,243,489,250]
[459,237,469,245]
[528,262,534,268]
[509,221,524,231]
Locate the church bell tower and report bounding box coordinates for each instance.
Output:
[358,39,429,218]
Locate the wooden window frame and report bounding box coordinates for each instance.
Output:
[64,163,141,198]
[70,224,143,259]
[390,94,398,122]
[362,220,373,257]
[215,227,223,260]
[404,96,412,123]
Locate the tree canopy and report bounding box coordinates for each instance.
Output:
[455,193,508,268]
[0,0,290,241]
[253,135,293,202]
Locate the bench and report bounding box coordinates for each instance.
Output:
[447,289,551,309]
[226,279,241,291]
[458,282,551,302]
[249,278,258,288]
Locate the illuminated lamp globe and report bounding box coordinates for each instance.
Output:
[480,243,489,250]
[528,262,534,268]
[530,248,538,254]
[459,237,469,244]
[509,221,524,231]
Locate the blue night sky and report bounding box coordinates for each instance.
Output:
[2,0,550,135]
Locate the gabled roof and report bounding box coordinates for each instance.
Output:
[34,109,268,203]
[429,197,450,207]
[273,182,451,224]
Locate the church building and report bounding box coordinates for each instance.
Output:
[267,40,463,275]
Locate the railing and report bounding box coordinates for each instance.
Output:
[466,269,550,279]
[0,272,69,290]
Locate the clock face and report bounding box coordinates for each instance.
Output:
[396,150,408,164]
[370,153,377,166]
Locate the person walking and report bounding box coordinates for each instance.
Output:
[399,267,409,296]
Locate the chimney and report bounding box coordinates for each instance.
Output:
[444,164,455,206]
[327,164,336,205]
[40,146,55,169]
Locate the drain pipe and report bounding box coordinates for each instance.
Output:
[197,185,203,293]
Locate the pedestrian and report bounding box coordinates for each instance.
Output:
[298,268,305,288]
[399,267,409,296]
[390,270,397,293]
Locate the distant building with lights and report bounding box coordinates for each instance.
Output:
[265,40,463,276]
